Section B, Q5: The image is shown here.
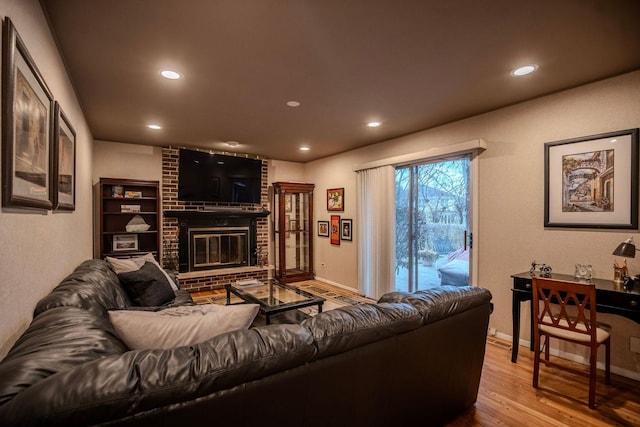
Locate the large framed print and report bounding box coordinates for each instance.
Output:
[52,102,76,211]
[2,18,54,209]
[544,129,639,229]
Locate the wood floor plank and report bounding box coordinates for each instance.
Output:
[448,338,640,426]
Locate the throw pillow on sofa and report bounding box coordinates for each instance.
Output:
[106,253,178,290]
[108,304,260,350]
[117,261,176,307]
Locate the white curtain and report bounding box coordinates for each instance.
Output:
[356,165,396,299]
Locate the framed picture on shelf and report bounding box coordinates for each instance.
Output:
[285,194,292,212]
[318,220,329,237]
[52,102,76,211]
[327,188,344,211]
[113,234,138,252]
[285,214,290,238]
[544,128,639,229]
[289,219,298,231]
[330,215,340,245]
[2,18,54,210]
[340,219,353,241]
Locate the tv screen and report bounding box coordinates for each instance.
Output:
[178,149,262,204]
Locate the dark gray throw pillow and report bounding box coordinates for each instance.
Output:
[117,262,175,307]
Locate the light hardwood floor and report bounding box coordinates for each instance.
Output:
[448,337,640,426]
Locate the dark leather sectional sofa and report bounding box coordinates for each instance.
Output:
[0,259,492,426]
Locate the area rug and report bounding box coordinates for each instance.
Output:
[191,279,376,316]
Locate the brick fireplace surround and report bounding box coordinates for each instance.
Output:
[161,147,270,292]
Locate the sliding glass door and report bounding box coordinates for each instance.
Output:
[395,156,471,292]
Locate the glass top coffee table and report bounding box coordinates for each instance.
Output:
[225,279,325,325]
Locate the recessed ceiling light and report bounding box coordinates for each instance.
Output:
[511,64,538,77]
[287,101,301,107]
[226,141,239,147]
[299,146,310,151]
[147,124,162,130]
[367,121,381,127]
[160,70,181,80]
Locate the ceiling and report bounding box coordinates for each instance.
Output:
[40,0,640,162]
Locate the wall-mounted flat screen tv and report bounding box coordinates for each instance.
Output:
[178,149,262,204]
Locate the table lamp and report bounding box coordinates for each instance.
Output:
[612,237,638,258]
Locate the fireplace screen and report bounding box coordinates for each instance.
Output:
[189,227,249,269]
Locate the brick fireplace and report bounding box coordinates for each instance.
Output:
[161,147,270,292]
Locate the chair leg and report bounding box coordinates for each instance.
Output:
[605,338,611,386]
[533,333,540,388]
[544,335,550,361]
[589,345,597,409]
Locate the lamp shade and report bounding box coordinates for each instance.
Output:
[613,237,637,258]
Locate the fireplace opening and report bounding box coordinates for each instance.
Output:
[189,227,249,271]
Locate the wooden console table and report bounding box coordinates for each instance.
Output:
[511,271,640,362]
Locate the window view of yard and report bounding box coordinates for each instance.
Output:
[395,157,470,292]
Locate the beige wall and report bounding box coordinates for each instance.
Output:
[0,1,94,358]
[306,70,640,379]
[92,140,163,185]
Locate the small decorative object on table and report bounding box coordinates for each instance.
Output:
[613,258,628,283]
[530,261,552,277]
[574,264,593,280]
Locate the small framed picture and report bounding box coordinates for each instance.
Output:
[285,194,292,212]
[318,220,329,237]
[113,234,138,252]
[330,215,341,245]
[327,188,344,211]
[340,219,353,241]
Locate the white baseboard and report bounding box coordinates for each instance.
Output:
[314,276,368,296]
[494,332,640,382]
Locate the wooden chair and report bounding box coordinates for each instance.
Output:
[531,277,611,409]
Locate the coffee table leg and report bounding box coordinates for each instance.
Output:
[318,302,323,314]
[226,288,231,306]
[265,314,271,325]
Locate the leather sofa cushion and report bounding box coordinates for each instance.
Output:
[0,306,128,406]
[0,324,317,425]
[301,302,422,359]
[34,259,131,317]
[378,285,492,325]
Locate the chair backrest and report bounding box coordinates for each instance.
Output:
[532,277,598,340]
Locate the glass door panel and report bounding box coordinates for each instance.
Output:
[395,156,471,292]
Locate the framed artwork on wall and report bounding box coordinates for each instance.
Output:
[2,18,54,210]
[327,188,344,211]
[52,102,76,211]
[544,128,639,229]
[340,219,352,241]
[330,215,340,245]
[318,220,329,237]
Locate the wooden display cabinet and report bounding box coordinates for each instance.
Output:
[94,178,160,260]
[272,182,314,282]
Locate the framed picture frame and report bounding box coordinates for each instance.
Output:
[113,234,139,252]
[284,214,290,238]
[327,188,344,211]
[544,128,639,229]
[330,215,341,245]
[2,18,54,210]
[52,102,76,211]
[318,220,329,237]
[340,218,353,241]
[285,194,292,212]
